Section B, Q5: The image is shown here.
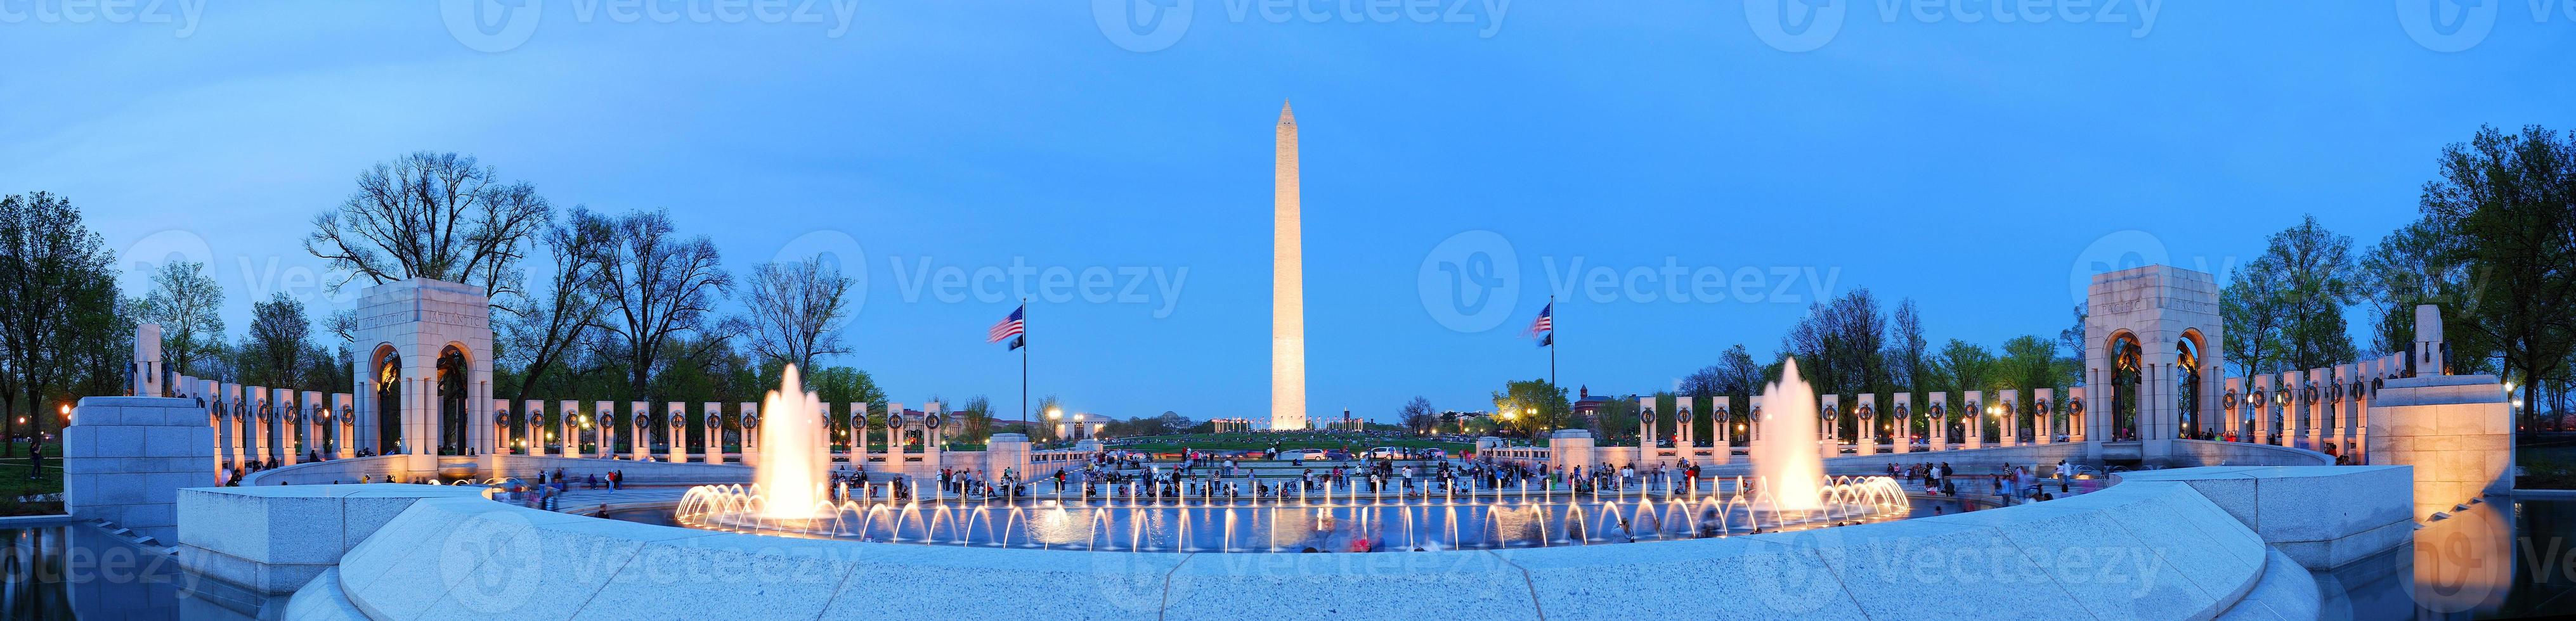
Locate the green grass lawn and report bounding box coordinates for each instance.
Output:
[0,442,65,516]
[2520,442,2576,489]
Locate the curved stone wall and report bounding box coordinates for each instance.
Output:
[294,468,2289,620]
[2166,439,2335,467]
[242,454,751,487]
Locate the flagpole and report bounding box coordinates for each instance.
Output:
[1549,295,1557,390]
[1020,298,1029,436]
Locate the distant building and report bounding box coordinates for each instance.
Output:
[1323,408,1366,432]
[1571,385,1633,419]
[1209,418,1254,433]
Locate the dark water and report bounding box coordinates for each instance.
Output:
[0,522,267,620]
[2317,497,2576,620]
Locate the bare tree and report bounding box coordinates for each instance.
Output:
[136,260,224,377]
[499,207,613,400]
[595,209,734,397]
[1889,298,1927,390]
[304,151,550,298]
[741,257,857,371]
[1398,396,1437,434]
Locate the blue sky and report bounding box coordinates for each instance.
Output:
[3,1,2568,422]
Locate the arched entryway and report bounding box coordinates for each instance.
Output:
[2176,336,2202,440]
[2109,332,2143,441]
[436,346,469,455]
[375,349,402,453]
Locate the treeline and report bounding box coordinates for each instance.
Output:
[2222,125,2575,425]
[1481,124,2576,439]
[6,150,1020,444]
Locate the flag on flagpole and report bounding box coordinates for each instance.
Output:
[987,305,1026,343]
[1008,335,1025,350]
[1538,332,1552,347]
[1524,302,1553,338]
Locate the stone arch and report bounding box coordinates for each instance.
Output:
[436,343,472,455]
[2105,330,2145,442]
[2176,330,2206,439]
[372,343,404,454]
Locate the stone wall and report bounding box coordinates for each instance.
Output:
[175,484,484,594]
[65,395,214,546]
[2118,465,2415,570]
[269,463,2409,620]
[2368,374,2511,517]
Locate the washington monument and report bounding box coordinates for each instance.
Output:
[1272,101,1307,431]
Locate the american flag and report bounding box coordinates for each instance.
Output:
[1525,302,1552,338]
[987,305,1025,343]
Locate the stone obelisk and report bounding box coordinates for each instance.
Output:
[1272,101,1307,432]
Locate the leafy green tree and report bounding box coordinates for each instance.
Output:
[2221,260,2290,378]
[2255,215,2362,370]
[2415,125,2576,424]
[1489,379,1571,437]
[1930,339,1994,394]
[0,192,124,443]
[136,260,224,378]
[238,292,313,390]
